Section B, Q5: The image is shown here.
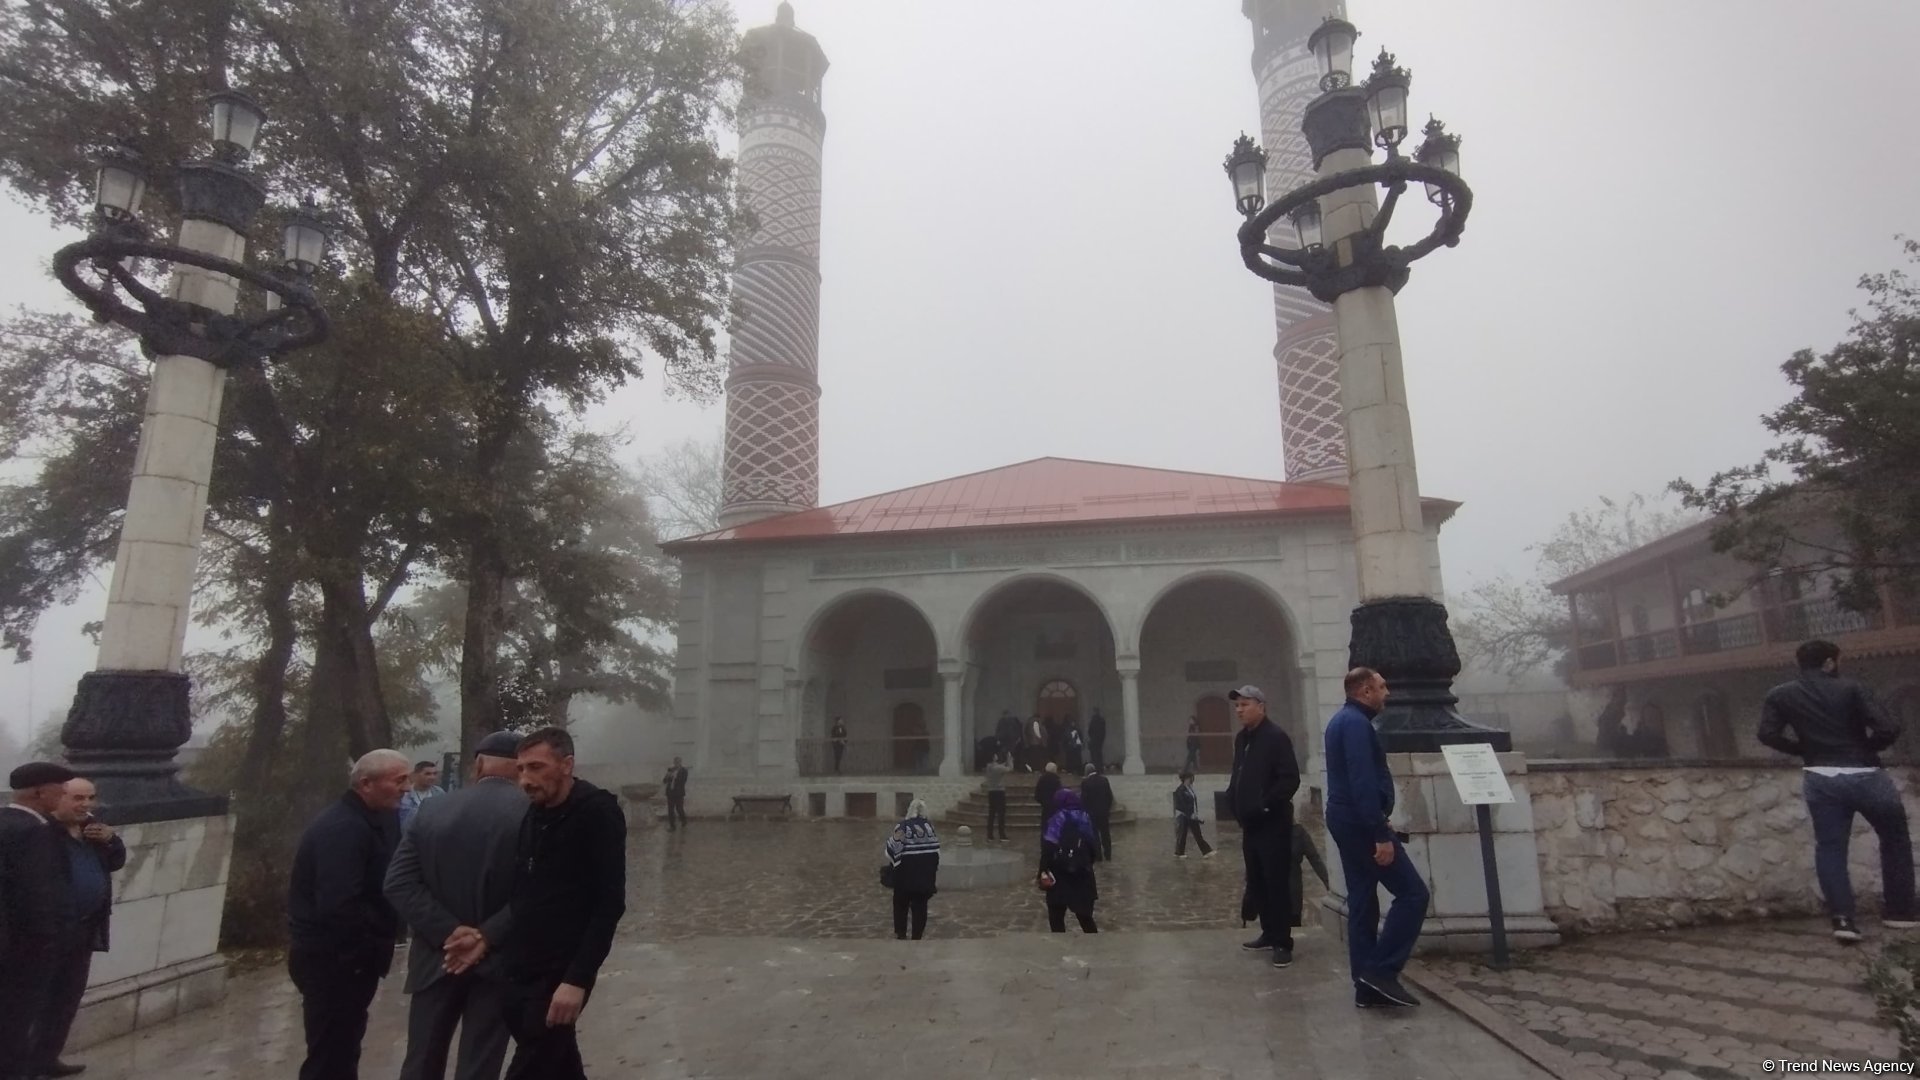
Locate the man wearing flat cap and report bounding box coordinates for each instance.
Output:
[384,733,531,1080]
[1224,685,1302,968]
[1,761,77,1079]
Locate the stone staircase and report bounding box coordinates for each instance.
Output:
[944,772,1136,832]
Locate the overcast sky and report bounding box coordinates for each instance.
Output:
[3,0,1917,746]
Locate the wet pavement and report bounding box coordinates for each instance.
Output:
[72,821,1558,1079]
[1420,918,1908,1079]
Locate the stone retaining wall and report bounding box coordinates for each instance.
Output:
[1530,761,1920,934]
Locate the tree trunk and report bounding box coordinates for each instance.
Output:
[459,415,518,753]
[237,512,299,791]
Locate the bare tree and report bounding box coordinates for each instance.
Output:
[638,435,724,540]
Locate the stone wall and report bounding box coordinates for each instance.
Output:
[1530,762,1920,934]
[68,813,234,1050]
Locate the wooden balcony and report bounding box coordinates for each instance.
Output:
[1570,596,1920,688]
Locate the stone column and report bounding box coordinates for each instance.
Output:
[1118,662,1144,775]
[939,667,965,779]
[784,674,805,776]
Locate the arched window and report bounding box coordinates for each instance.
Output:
[1035,679,1079,723]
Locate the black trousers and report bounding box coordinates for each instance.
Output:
[1090,738,1105,770]
[832,742,845,772]
[666,793,687,829]
[986,791,1008,838]
[28,930,94,1070]
[289,947,385,1080]
[1091,814,1113,860]
[1174,818,1212,856]
[1241,820,1296,951]
[1047,902,1098,933]
[892,891,931,939]
[399,972,513,1080]
[503,977,589,1080]
[0,940,56,1075]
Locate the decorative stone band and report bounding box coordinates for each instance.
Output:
[61,670,228,824]
[809,535,1284,578]
[1347,596,1512,753]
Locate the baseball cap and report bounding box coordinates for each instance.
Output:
[10,761,77,790]
[1226,685,1266,704]
[474,731,523,759]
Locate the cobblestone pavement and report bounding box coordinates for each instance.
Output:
[630,818,1325,939]
[1422,919,1907,1079]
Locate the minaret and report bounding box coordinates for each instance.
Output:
[719,2,830,527]
[1245,0,1348,484]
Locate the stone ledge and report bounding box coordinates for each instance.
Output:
[68,954,227,1052]
[1403,962,1609,1080]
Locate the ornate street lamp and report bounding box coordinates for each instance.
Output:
[1224,19,1503,754]
[51,88,332,819]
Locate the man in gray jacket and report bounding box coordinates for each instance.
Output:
[385,732,530,1080]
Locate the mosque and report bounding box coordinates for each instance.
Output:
[658,1,1457,818]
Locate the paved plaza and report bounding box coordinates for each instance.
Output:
[1418,919,1908,1080]
[70,820,1558,1079]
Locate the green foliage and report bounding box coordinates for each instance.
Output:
[1455,494,1700,677]
[1866,939,1920,1065]
[1674,239,1920,610]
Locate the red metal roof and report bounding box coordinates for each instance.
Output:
[664,456,1458,548]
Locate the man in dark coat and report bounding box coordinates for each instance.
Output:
[662,757,689,831]
[385,732,530,1080]
[1087,709,1108,773]
[288,749,412,1080]
[443,727,625,1080]
[1225,685,1301,968]
[30,776,127,1078]
[1079,764,1115,861]
[0,761,74,1080]
[1033,762,1063,815]
[995,710,1023,762]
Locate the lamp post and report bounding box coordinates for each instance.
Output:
[1224,18,1505,754]
[51,89,331,821]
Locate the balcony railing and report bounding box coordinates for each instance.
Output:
[1573,594,1905,675]
[797,737,940,777]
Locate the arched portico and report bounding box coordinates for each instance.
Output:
[1137,571,1305,774]
[795,590,943,775]
[961,574,1122,772]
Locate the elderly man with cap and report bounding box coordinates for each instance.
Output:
[28,776,128,1080]
[1,761,77,1080]
[385,733,531,1080]
[1224,685,1302,968]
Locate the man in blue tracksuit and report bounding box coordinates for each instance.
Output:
[1324,666,1427,1009]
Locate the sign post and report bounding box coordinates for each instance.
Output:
[1441,743,1516,969]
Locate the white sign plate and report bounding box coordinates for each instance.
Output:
[1441,743,1515,806]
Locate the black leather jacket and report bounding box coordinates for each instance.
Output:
[1758,671,1900,767]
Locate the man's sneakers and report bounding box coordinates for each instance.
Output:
[1202,850,1215,859]
[1355,972,1419,1007]
[1355,982,1395,1008]
[1176,853,1188,859]
[1834,916,1865,943]
[1271,947,1293,968]
[1241,935,1274,951]
[1886,915,1920,930]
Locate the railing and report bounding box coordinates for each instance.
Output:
[1139,733,1238,775]
[1574,594,1906,675]
[796,737,940,777]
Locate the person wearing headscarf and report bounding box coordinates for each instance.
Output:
[1039,788,1100,934]
[884,800,940,940]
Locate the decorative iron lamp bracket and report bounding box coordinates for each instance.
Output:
[1236,159,1471,304]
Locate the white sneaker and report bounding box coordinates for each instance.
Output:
[1887,918,1920,930]
[1203,850,1216,859]
[1175,853,1188,859]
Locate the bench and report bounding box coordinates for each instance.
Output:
[730,794,794,818]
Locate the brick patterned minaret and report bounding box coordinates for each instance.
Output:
[1245,0,1348,484]
[719,2,829,527]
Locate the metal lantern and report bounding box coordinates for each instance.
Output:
[1365,50,1412,150]
[208,90,266,160]
[282,196,328,275]
[93,146,148,222]
[1290,199,1323,251]
[1223,135,1268,217]
[1306,17,1360,93]
[1414,117,1462,206]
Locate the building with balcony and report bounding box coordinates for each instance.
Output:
[1549,520,1920,760]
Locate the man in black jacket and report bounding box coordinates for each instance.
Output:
[1758,639,1915,942]
[1033,762,1063,815]
[31,776,128,1079]
[444,727,625,1080]
[662,757,689,832]
[1079,764,1115,861]
[287,749,411,1080]
[1,761,74,1080]
[1225,685,1301,967]
[1087,709,1108,773]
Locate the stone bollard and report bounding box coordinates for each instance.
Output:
[956,825,973,848]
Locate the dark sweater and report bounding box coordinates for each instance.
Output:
[502,779,626,990]
[1325,699,1396,843]
[288,791,401,962]
[1227,718,1300,829]
[1758,671,1900,767]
